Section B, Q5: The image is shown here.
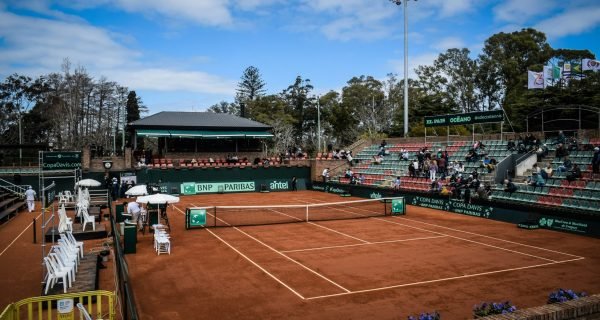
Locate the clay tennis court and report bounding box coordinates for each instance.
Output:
[125,190,600,319]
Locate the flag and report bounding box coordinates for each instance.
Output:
[583,59,600,71]
[563,63,572,78]
[543,66,553,80]
[528,71,544,89]
[553,66,561,79]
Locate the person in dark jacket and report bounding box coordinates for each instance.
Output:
[566,164,582,182]
[555,144,569,159]
[504,179,518,193]
[592,147,600,174]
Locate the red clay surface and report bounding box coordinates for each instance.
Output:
[123,191,600,320]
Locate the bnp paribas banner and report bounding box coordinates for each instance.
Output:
[181,181,256,194]
[180,180,294,195]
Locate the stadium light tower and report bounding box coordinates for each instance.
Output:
[389,0,416,137]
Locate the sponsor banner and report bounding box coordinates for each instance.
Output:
[424,110,504,127]
[538,217,590,234]
[180,181,256,194]
[41,151,82,170]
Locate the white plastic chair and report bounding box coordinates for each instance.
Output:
[81,207,96,231]
[153,224,170,255]
[49,252,75,285]
[61,232,84,259]
[55,241,80,267]
[43,257,69,294]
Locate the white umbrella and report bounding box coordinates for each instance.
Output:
[136,193,180,204]
[76,179,102,187]
[125,185,148,196]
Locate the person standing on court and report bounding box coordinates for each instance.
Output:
[125,201,143,230]
[291,176,297,191]
[322,168,330,183]
[25,186,36,212]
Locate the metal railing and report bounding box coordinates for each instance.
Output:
[0,178,28,198]
[0,290,115,320]
[110,201,139,320]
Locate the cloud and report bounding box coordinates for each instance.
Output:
[0,9,236,97]
[0,10,137,70]
[494,0,558,23]
[111,68,235,95]
[432,37,466,51]
[534,6,600,38]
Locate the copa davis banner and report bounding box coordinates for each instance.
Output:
[310,182,600,237]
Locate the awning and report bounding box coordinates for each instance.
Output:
[135,129,273,139]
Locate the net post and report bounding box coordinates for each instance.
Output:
[213,206,217,227]
[305,205,309,222]
[384,198,388,216]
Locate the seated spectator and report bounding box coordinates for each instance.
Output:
[527,172,545,187]
[470,177,481,189]
[430,178,442,193]
[380,139,387,149]
[358,173,365,185]
[481,156,496,173]
[517,142,527,153]
[191,158,198,165]
[536,144,548,161]
[344,168,353,179]
[566,164,582,182]
[555,144,569,159]
[393,177,401,190]
[504,179,518,193]
[332,150,340,159]
[455,161,464,173]
[558,156,573,172]
[400,149,409,161]
[373,155,383,164]
[231,155,239,162]
[377,146,386,157]
[541,165,552,180]
[507,139,516,151]
[466,150,476,162]
[440,186,452,196]
[532,163,541,174]
[346,152,353,166]
[477,184,491,200]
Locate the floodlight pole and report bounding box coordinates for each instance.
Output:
[389,0,415,137]
[317,96,321,153]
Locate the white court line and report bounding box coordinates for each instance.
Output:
[300,199,561,263]
[189,203,349,294]
[0,212,44,257]
[395,216,584,259]
[234,227,351,293]
[306,198,584,260]
[205,228,306,300]
[305,257,585,300]
[281,235,447,253]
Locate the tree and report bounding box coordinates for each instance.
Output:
[478,28,553,130]
[281,76,314,145]
[207,101,240,116]
[236,66,266,117]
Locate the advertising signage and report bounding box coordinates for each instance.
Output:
[424,110,504,127]
[41,151,82,170]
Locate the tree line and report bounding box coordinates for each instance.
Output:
[0,59,146,160]
[210,28,599,156]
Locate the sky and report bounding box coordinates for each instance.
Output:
[1,0,599,114]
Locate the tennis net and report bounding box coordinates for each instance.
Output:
[190,197,402,228]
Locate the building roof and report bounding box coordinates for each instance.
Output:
[129,111,271,131]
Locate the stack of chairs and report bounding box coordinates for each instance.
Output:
[152,224,171,255]
[43,231,82,294]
